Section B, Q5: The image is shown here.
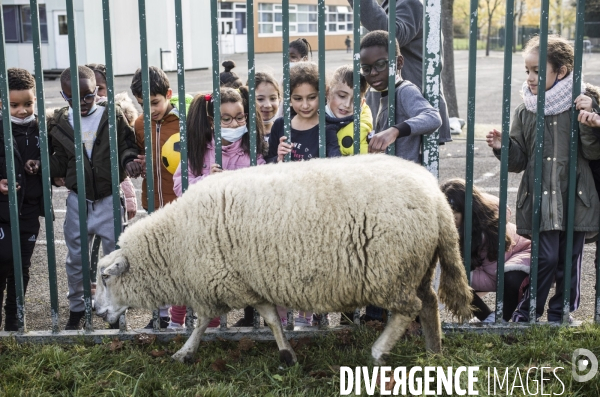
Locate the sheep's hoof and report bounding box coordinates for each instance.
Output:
[372,353,389,366]
[279,350,297,366]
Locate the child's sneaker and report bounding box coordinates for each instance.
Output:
[144,316,170,329]
[280,317,288,327]
[294,316,312,327]
[65,310,86,330]
[167,321,184,330]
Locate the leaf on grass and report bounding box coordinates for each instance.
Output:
[109,339,124,352]
[365,320,384,332]
[485,343,494,348]
[96,380,110,388]
[329,365,341,373]
[227,349,241,362]
[210,358,227,372]
[150,349,167,358]
[54,370,61,380]
[291,337,311,350]
[272,374,284,382]
[384,376,396,391]
[238,337,255,351]
[173,334,184,344]
[559,353,571,363]
[336,329,352,345]
[309,370,329,379]
[135,333,156,345]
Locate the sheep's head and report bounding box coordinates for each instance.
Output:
[95,249,130,324]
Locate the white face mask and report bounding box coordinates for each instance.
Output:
[325,104,335,118]
[220,125,247,143]
[96,96,108,103]
[263,114,279,124]
[11,114,35,125]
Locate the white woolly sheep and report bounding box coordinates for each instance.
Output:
[95,154,472,365]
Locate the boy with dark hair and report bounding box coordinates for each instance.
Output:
[0,68,44,331]
[49,65,140,330]
[359,30,442,323]
[360,30,441,163]
[130,66,182,328]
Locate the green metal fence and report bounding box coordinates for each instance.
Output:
[0,0,595,342]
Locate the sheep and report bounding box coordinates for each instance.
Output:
[94,154,472,365]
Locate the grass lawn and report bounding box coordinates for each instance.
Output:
[1,324,600,396]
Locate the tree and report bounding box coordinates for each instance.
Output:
[442,0,460,117]
[483,0,503,56]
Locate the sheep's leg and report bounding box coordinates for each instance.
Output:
[171,316,212,363]
[254,302,297,366]
[417,265,442,353]
[371,312,413,365]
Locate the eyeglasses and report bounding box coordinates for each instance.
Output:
[360,59,389,76]
[221,113,247,126]
[61,86,98,105]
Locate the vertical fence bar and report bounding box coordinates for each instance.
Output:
[137,0,160,330]
[175,0,188,193]
[0,9,25,332]
[386,0,397,156]
[247,0,257,166]
[317,0,326,159]
[563,0,586,324]
[30,0,59,333]
[66,0,93,330]
[211,0,222,167]
[282,0,291,162]
[464,0,479,279]
[421,0,440,178]
[352,0,361,156]
[597,228,600,322]
[529,0,550,323]
[495,0,515,323]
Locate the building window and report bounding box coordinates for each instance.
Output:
[2,5,48,43]
[258,3,353,37]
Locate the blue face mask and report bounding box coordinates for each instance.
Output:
[84,102,98,117]
[220,125,247,143]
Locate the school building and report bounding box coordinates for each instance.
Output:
[2,0,212,76]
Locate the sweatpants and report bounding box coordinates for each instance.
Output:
[64,192,121,312]
[512,230,584,322]
[471,270,528,322]
[0,215,40,324]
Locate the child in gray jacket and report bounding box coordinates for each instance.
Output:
[360,30,441,164]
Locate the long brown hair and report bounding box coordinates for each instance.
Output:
[187,87,265,175]
[440,178,512,268]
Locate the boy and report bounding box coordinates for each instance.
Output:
[49,66,140,330]
[130,66,181,328]
[359,30,442,322]
[0,68,44,331]
[360,30,441,163]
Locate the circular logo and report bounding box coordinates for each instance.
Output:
[572,348,598,382]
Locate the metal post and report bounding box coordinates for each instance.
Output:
[282,0,291,162]
[386,0,397,156]
[211,0,222,167]
[352,0,361,155]
[247,0,257,166]
[318,0,326,159]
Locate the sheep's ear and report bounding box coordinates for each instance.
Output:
[104,257,130,276]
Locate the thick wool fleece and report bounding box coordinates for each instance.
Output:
[99,155,472,322]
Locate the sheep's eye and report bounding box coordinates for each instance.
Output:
[102,274,109,280]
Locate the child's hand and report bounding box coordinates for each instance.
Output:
[24,160,41,175]
[368,127,400,153]
[578,110,600,128]
[0,179,20,195]
[54,177,65,187]
[210,164,222,174]
[575,94,593,112]
[125,161,143,178]
[277,136,292,162]
[486,129,502,150]
[134,155,146,178]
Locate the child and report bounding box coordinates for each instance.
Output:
[441,179,531,322]
[0,68,44,331]
[266,62,341,163]
[360,30,442,163]
[253,72,281,150]
[486,35,600,322]
[326,65,373,156]
[289,38,312,62]
[345,35,351,53]
[220,60,243,88]
[359,30,441,322]
[48,66,140,330]
[130,66,182,329]
[172,87,265,328]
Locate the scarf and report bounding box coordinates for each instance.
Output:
[522,73,583,116]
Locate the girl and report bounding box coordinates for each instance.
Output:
[171,87,265,328]
[266,62,340,163]
[326,65,373,156]
[441,179,531,322]
[486,35,600,322]
[289,38,312,63]
[220,60,243,89]
[254,72,281,144]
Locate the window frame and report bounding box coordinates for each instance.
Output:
[2,4,48,44]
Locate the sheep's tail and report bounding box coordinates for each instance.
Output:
[436,197,473,323]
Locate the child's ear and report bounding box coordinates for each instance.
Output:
[166,88,173,100]
[396,55,404,72]
[361,97,366,107]
[558,65,568,80]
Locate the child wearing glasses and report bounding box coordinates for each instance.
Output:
[360,30,441,163]
[48,66,140,330]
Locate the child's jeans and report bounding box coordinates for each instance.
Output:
[64,192,121,312]
[512,230,584,322]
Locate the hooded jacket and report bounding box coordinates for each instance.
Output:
[326,104,373,156]
[48,105,138,201]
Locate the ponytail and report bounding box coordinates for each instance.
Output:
[187,93,214,175]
